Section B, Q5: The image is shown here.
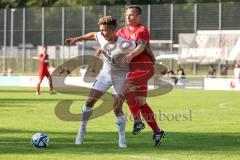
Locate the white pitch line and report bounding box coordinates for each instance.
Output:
[218,102,240,111]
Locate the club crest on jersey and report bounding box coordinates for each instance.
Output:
[130,33,136,40]
[103,43,117,55]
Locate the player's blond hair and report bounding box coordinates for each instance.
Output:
[98,16,117,29]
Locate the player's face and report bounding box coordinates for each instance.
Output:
[126,8,140,26]
[99,25,115,41]
[42,47,47,54]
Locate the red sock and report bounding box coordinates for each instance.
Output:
[125,92,141,123]
[140,103,160,133]
[49,81,53,91]
[37,83,40,92]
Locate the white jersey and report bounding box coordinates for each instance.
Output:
[95,32,137,74]
[93,32,137,95]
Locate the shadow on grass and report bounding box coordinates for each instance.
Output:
[0,128,240,155]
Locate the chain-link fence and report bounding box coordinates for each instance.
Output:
[0,3,240,75]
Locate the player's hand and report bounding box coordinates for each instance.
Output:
[95,48,103,57]
[122,53,134,64]
[65,38,77,45]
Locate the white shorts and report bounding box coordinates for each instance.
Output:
[92,70,128,95]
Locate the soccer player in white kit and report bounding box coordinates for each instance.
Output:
[65,16,137,148]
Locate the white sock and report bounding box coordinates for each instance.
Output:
[81,104,93,126]
[75,104,93,144]
[116,113,126,144]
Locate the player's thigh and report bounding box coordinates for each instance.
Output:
[38,75,45,83]
[46,75,53,83]
[92,73,112,93]
[86,89,104,106]
[137,96,146,106]
[127,63,154,85]
[127,71,153,86]
[45,71,50,78]
[112,75,126,96]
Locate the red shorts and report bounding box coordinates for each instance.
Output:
[39,71,50,80]
[126,62,155,97]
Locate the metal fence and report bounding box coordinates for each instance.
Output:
[0,2,240,74]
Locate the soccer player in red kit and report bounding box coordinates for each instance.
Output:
[117,5,165,147]
[36,47,54,95]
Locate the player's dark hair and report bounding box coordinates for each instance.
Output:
[98,16,117,29]
[127,5,142,15]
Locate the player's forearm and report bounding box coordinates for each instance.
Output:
[75,32,96,41]
[128,40,146,57]
[66,32,96,45]
[144,46,156,62]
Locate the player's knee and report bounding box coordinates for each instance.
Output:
[86,99,96,107]
[124,82,136,93]
[114,107,123,116]
[138,96,146,106]
[38,80,42,84]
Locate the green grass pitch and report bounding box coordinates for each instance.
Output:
[0,87,240,160]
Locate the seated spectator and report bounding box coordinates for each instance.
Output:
[207,65,216,78]
[7,68,13,76]
[167,70,178,85]
[1,68,7,76]
[220,64,228,77]
[86,68,97,77]
[177,65,185,79]
[58,66,71,75]
[1,67,13,76]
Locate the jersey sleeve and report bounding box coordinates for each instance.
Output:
[95,32,100,42]
[95,32,107,47]
[136,30,149,42]
[116,29,122,37]
[135,27,150,45]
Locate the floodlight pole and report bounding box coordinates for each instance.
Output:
[81,6,86,64]
[218,2,222,75]
[103,5,107,16]
[41,7,45,46]
[170,4,173,70]
[147,4,151,31]
[193,3,198,75]
[10,8,16,61]
[3,8,7,70]
[22,8,26,73]
[61,7,65,63]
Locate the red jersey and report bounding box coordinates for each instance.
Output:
[117,24,152,63]
[39,53,49,74]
